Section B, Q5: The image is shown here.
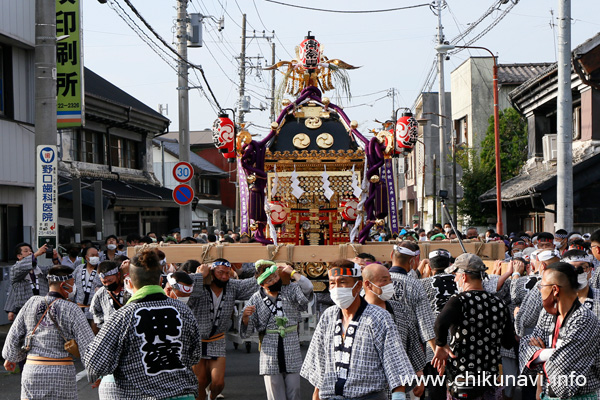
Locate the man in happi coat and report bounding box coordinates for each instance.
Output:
[240,260,313,400]
[520,262,600,400]
[187,258,259,400]
[389,243,437,360]
[362,263,425,398]
[84,248,201,400]
[4,243,53,321]
[2,265,95,400]
[301,259,414,400]
[73,246,103,331]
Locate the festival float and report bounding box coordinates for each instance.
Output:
[132,33,504,284]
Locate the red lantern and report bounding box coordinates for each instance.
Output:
[212,114,236,157]
[340,199,358,221]
[395,111,418,152]
[268,201,288,225]
[298,32,321,70]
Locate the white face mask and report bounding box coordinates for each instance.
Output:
[554,240,562,248]
[445,228,452,233]
[124,277,134,295]
[330,281,359,309]
[419,236,427,242]
[370,282,395,301]
[88,256,100,266]
[63,283,77,301]
[177,295,191,305]
[107,244,117,251]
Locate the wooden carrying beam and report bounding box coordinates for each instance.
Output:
[127,241,505,264]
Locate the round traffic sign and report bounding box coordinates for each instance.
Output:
[173,161,194,183]
[172,184,194,206]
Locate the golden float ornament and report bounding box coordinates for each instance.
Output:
[369,175,380,184]
[322,97,330,107]
[292,133,310,149]
[316,133,334,149]
[305,262,327,278]
[375,219,385,226]
[247,174,257,184]
[249,222,259,231]
[305,117,322,130]
[350,120,358,129]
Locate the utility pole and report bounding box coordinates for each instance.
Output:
[177,0,192,238]
[237,16,274,125]
[556,0,573,231]
[35,0,57,249]
[270,41,276,122]
[436,0,447,226]
[237,14,247,126]
[35,0,56,148]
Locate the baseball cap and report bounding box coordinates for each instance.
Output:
[446,253,488,274]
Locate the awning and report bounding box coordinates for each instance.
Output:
[59,177,177,208]
[480,151,600,205]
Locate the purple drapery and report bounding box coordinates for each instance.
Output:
[383,159,399,234]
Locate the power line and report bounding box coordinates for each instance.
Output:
[264,0,432,14]
[120,0,222,110]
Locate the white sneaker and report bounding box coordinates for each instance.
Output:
[216,395,225,399]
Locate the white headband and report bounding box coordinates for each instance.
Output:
[561,254,593,264]
[538,249,561,262]
[166,273,194,294]
[393,245,416,257]
[47,274,74,283]
[429,250,451,259]
[99,267,120,279]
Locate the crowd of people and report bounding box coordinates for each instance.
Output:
[2,226,600,400]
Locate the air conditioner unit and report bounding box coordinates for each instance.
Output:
[542,134,557,162]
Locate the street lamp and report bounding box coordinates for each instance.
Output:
[435,44,503,236]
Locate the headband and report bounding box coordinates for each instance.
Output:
[99,267,120,279]
[520,236,530,242]
[561,254,593,265]
[329,264,362,278]
[393,245,416,257]
[257,265,278,285]
[430,233,446,241]
[429,250,451,259]
[538,249,561,261]
[212,260,231,269]
[166,273,194,294]
[47,274,74,283]
[555,232,568,239]
[568,234,583,241]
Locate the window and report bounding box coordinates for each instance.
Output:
[72,129,105,164]
[0,46,4,116]
[0,44,14,119]
[199,178,219,195]
[110,136,139,169]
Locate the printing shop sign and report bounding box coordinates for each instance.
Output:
[37,146,58,249]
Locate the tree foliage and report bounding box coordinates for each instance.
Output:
[457,108,528,225]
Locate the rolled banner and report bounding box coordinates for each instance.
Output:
[238,157,250,234]
[383,159,399,235]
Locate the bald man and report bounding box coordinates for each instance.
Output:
[362,264,424,397]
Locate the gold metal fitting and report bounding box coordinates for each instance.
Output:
[369,175,380,184]
[350,120,358,129]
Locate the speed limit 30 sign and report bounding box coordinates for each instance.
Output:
[173,161,194,183]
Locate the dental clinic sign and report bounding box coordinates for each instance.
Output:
[37,146,58,248]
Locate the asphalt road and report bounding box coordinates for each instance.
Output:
[0,340,315,400]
